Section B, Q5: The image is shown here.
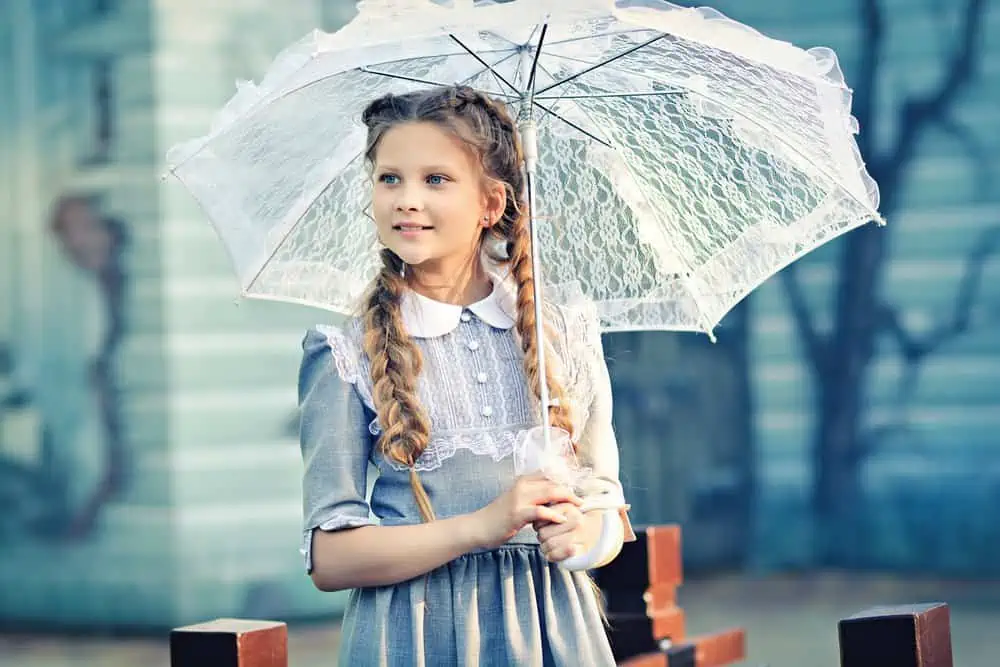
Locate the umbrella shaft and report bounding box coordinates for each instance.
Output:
[528,172,551,434]
[521,120,552,445]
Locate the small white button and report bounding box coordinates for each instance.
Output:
[467,340,480,351]
[481,406,493,417]
[460,312,472,322]
[476,372,488,383]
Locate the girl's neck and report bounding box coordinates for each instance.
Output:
[407,253,493,306]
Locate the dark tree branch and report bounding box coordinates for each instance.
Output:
[937,114,994,200]
[854,0,884,162]
[879,225,1000,363]
[871,227,999,469]
[883,0,985,198]
[780,265,829,375]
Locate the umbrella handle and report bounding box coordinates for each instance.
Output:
[558,508,621,571]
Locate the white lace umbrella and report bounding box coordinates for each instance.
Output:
[166,0,883,434]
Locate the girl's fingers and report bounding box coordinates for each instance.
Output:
[541,534,583,562]
[536,484,583,507]
[537,519,573,542]
[519,478,583,507]
[536,503,580,540]
[531,505,568,526]
[549,543,581,562]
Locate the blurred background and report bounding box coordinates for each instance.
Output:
[1,0,998,665]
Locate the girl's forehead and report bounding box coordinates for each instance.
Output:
[375,121,476,169]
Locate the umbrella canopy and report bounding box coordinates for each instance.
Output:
[165,0,883,339]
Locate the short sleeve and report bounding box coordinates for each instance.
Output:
[298,326,377,574]
[573,309,637,542]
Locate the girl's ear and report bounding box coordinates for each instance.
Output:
[483,182,507,227]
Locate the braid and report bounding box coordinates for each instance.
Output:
[508,209,577,443]
[452,86,578,444]
[362,249,436,522]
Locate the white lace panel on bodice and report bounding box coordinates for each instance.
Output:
[315,302,603,472]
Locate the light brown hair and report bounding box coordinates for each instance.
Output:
[360,85,574,521]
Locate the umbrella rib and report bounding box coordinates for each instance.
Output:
[522,23,543,51]
[531,59,615,147]
[544,50,707,96]
[530,101,613,148]
[534,90,685,100]
[449,34,522,96]
[478,26,533,52]
[525,24,549,100]
[535,34,667,96]
[357,67,518,99]
[465,49,524,95]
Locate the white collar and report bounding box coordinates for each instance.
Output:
[400,258,518,339]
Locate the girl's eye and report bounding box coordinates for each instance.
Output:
[427,174,448,185]
[378,173,399,185]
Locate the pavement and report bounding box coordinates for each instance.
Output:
[2,573,998,666]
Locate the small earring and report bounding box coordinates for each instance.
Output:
[400,261,406,279]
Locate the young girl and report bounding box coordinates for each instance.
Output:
[299,85,634,666]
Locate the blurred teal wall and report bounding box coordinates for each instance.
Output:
[0,0,357,629]
[0,0,997,631]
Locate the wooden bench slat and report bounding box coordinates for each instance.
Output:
[170,618,288,667]
[651,606,686,643]
[838,602,952,667]
[692,628,747,667]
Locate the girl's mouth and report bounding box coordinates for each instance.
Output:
[393,223,433,236]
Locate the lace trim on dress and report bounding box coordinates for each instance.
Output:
[381,427,524,472]
[380,418,592,473]
[315,324,378,412]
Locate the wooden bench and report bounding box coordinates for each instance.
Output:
[593,525,746,666]
[168,526,954,667]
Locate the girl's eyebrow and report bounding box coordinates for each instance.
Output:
[375,164,455,173]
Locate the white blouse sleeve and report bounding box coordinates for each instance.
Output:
[571,306,637,543]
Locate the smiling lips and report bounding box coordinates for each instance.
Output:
[393,222,433,234]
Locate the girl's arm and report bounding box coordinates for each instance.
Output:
[300,327,582,592]
[311,474,581,592]
[309,516,480,592]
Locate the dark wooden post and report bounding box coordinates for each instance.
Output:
[838,603,953,667]
[598,525,746,666]
[597,525,685,660]
[170,618,288,667]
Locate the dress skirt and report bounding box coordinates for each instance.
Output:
[338,543,616,667]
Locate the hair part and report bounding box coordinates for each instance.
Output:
[360,85,575,523]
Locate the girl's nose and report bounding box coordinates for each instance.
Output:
[394,183,424,211]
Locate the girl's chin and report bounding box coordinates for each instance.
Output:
[387,245,434,267]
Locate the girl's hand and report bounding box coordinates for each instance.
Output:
[534,504,603,563]
[470,473,583,550]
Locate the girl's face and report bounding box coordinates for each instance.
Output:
[371,121,503,272]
